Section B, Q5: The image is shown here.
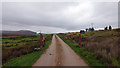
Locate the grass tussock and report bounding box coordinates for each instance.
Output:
[58,28,120,66]
[2,39,52,66]
[2,34,53,64]
[58,34,105,66]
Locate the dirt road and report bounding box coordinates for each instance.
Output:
[32,34,88,66]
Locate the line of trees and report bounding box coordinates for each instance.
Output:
[80,25,112,34]
[104,25,112,30]
[80,27,95,34]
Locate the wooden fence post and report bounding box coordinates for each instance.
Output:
[79,33,81,48]
[40,33,43,49]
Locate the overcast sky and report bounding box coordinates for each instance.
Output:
[2,2,118,33]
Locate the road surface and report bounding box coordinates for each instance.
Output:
[32,34,88,66]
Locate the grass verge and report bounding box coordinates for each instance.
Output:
[2,39,51,67]
[57,34,105,67]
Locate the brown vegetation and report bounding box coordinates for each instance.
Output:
[2,34,53,64]
[59,28,120,66]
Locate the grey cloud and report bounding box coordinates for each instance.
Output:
[2,2,118,32]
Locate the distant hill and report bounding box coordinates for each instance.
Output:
[1,30,37,37]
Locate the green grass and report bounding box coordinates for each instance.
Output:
[2,39,51,67]
[81,30,119,42]
[2,35,40,49]
[2,35,38,40]
[2,34,53,64]
[61,29,120,66]
[57,34,105,67]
